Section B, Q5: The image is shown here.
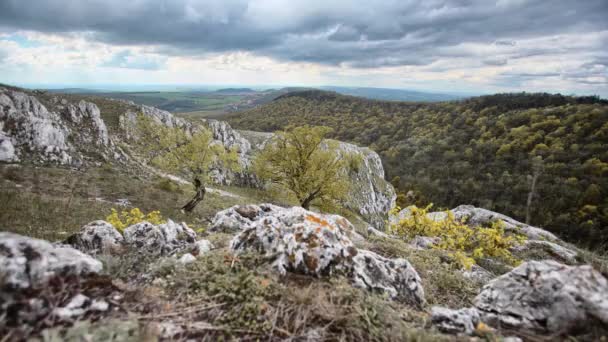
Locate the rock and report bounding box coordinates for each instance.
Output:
[0,88,114,165]
[0,232,103,289]
[333,140,396,229]
[367,226,391,239]
[178,253,196,264]
[391,205,558,241]
[65,220,124,254]
[461,264,494,285]
[431,307,480,335]
[192,239,213,256]
[209,204,267,233]
[0,129,18,162]
[52,294,109,320]
[409,236,440,250]
[474,260,608,333]
[351,249,425,305]
[228,204,359,275]
[450,205,557,241]
[123,220,197,255]
[512,240,578,264]
[225,204,424,304]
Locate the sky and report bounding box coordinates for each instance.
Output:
[0,0,606,96]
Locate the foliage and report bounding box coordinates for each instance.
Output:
[252,125,349,209]
[227,91,608,248]
[133,114,239,184]
[106,208,165,233]
[388,205,525,269]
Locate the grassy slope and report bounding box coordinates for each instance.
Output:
[0,163,273,241]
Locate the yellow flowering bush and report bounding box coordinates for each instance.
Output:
[106,208,166,233]
[388,205,525,269]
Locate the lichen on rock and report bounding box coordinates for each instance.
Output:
[215,204,425,305]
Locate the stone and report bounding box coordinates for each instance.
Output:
[0,88,113,165]
[52,294,109,320]
[431,306,480,335]
[122,219,196,255]
[474,260,608,333]
[0,129,17,162]
[192,239,213,256]
[367,225,391,239]
[461,264,494,285]
[351,249,425,305]
[0,232,103,290]
[511,240,578,264]
[65,220,124,254]
[409,236,440,250]
[178,253,196,264]
[391,205,558,241]
[450,205,557,241]
[223,204,424,304]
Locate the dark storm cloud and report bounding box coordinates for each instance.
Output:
[0,0,606,69]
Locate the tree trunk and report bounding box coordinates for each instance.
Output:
[301,198,312,210]
[525,169,540,225]
[182,178,206,213]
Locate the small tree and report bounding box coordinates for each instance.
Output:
[253,125,348,210]
[134,115,239,212]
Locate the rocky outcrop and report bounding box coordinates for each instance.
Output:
[216,204,424,305]
[334,141,396,229]
[65,220,125,254]
[511,240,578,264]
[391,205,558,241]
[66,219,197,256]
[434,260,608,335]
[0,87,112,165]
[431,307,480,335]
[127,105,396,229]
[474,260,608,333]
[0,232,103,290]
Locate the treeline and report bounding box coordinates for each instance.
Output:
[226,91,608,248]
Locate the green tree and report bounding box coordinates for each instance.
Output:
[134,115,239,212]
[253,125,348,210]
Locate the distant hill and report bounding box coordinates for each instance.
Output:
[214,88,255,94]
[226,90,608,247]
[320,86,464,102]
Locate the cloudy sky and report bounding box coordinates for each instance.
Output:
[0,0,606,96]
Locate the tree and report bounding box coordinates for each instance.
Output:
[134,115,239,212]
[253,125,348,210]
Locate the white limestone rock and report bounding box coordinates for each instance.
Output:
[511,240,578,264]
[391,205,558,241]
[65,220,124,254]
[474,260,608,333]
[0,232,103,290]
[351,249,425,305]
[431,307,481,335]
[222,204,424,305]
[122,219,196,255]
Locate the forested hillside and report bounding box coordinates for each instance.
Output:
[226,91,608,248]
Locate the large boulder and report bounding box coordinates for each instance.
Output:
[123,219,197,255]
[0,232,103,290]
[64,220,124,254]
[474,260,608,333]
[219,204,424,305]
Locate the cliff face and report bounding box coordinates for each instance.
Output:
[0,87,114,166]
[121,112,396,229]
[0,87,396,229]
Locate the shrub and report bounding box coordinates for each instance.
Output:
[388,205,525,269]
[106,208,165,233]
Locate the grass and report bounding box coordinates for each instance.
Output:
[0,164,255,241]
